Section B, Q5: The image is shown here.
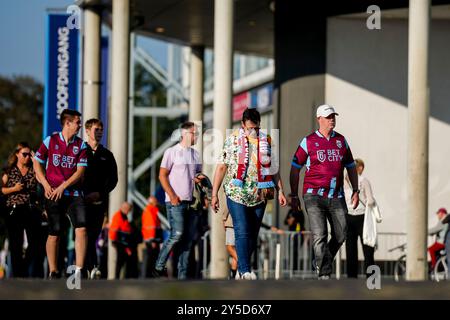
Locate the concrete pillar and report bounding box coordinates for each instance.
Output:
[274,2,326,227]
[127,33,135,206]
[167,45,174,107]
[82,4,101,123]
[189,45,205,159]
[406,0,430,281]
[210,0,233,279]
[108,0,130,280]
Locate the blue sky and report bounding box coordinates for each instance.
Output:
[0,0,167,83]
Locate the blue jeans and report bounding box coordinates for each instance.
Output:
[226,197,266,274]
[155,202,198,279]
[303,194,348,276]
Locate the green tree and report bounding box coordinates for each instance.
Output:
[0,75,43,248]
[0,76,43,170]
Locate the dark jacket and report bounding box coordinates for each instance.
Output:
[83,144,118,202]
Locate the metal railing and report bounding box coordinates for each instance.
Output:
[200,230,315,279]
[257,230,315,279]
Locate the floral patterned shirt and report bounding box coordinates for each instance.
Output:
[4,166,37,207]
[219,129,264,207]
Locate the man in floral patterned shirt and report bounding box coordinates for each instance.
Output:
[212,108,287,280]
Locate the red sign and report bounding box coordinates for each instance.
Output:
[233,92,250,122]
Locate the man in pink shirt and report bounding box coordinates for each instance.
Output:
[289,104,359,279]
[34,109,88,279]
[152,122,201,279]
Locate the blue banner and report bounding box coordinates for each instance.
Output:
[250,83,273,113]
[43,14,79,138]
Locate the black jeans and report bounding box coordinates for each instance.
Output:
[303,194,348,276]
[345,214,375,278]
[6,204,42,278]
[85,203,106,271]
[141,240,161,278]
[115,243,138,279]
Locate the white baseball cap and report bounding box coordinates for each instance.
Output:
[316,104,339,118]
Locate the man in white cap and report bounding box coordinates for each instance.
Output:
[289,104,359,279]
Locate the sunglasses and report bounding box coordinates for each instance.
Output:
[21,152,31,157]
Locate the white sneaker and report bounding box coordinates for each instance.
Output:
[90,267,101,280]
[236,271,257,280]
[241,272,255,280]
[74,268,81,279]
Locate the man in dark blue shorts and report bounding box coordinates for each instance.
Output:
[34,109,88,279]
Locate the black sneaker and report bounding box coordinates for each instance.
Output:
[48,271,61,280]
[79,268,89,279]
[151,268,168,278]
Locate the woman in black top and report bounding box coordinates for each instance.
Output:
[1,142,41,277]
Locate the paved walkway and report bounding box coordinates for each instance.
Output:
[1,278,449,300]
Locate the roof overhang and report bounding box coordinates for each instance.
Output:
[79,0,450,58]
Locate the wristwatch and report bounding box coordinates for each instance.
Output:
[352,189,360,195]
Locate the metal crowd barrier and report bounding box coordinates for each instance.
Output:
[257,230,315,279]
[200,230,433,279]
[200,230,316,279]
[202,230,210,277]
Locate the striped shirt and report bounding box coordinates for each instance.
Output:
[34,132,88,197]
[292,130,355,198]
